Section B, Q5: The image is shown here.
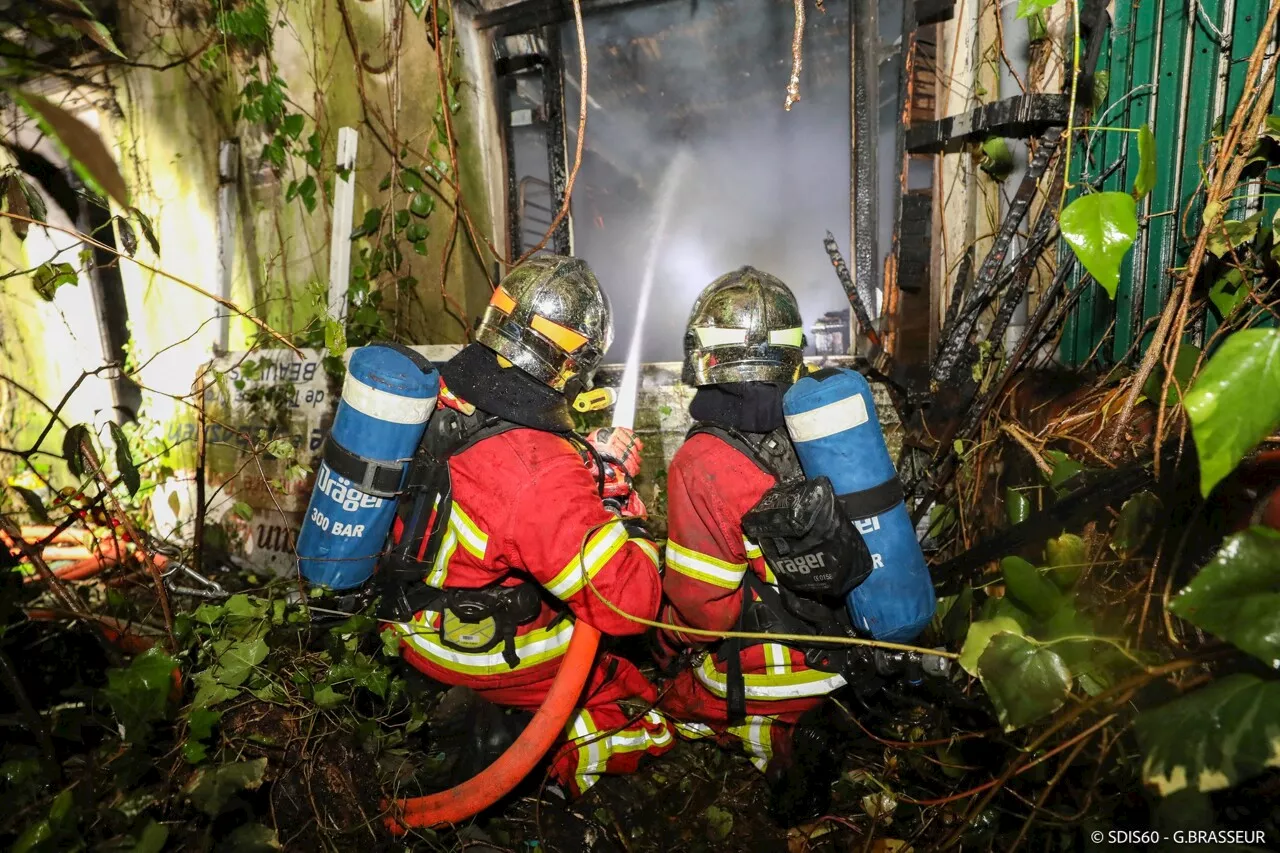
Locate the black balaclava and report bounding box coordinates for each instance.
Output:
[688,381,788,434]
[439,343,575,432]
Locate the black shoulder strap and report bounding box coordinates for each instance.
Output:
[686,422,802,482]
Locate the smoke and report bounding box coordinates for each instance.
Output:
[561,0,897,364]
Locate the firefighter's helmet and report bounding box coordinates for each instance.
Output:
[476,256,614,396]
[682,266,807,386]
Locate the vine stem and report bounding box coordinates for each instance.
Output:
[1059,0,1082,212]
[0,212,300,355]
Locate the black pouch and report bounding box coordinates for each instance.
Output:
[741,475,874,600]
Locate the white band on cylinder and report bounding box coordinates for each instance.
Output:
[341,374,435,424]
[785,393,869,443]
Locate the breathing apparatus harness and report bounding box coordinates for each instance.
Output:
[685,422,879,718]
[376,399,630,670]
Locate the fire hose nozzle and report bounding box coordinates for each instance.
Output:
[573,387,617,413]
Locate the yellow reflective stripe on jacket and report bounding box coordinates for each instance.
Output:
[398,611,574,677]
[634,538,660,568]
[545,520,629,600]
[666,540,747,589]
[762,642,793,677]
[727,716,777,772]
[564,709,673,793]
[694,652,846,700]
[424,500,489,587]
[743,536,762,559]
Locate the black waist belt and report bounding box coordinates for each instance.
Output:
[393,581,547,669]
[323,437,409,498]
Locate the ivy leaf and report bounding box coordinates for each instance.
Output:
[399,168,425,193]
[1092,70,1111,111]
[115,214,138,256]
[67,14,127,58]
[1060,192,1138,299]
[350,207,382,240]
[1015,0,1060,19]
[1004,487,1030,525]
[1169,527,1280,664]
[108,422,140,496]
[1208,268,1250,318]
[232,501,254,520]
[129,207,160,254]
[977,634,1072,731]
[1043,450,1085,492]
[13,91,129,208]
[1001,556,1063,620]
[1134,124,1156,200]
[13,487,50,524]
[1184,328,1280,497]
[1135,675,1280,796]
[959,616,1025,677]
[407,0,428,16]
[324,317,347,358]
[1206,213,1262,259]
[33,262,79,301]
[1142,342,1201,408]
[62,423,92,478]
[132,820,169,853]
[212,637,268,687]
[282,113,305,140]
[265,439,295,461]
[979,137,1014,181]
[1043,533,1085,589]
[1112,491,1162,558]
[312,684,347,707]
[188,706,222,741]
[703,805,734,840]
[221,823,282,852]
[410,192,435,218]
[103,647,178,742]
[406,222,429,243]
[185,758,268,816]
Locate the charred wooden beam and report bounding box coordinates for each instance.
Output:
[476,0,659,34]
[850,0,878,341]
[914,0,954,26]
[905,94,1069,154]
[541,24,572,255]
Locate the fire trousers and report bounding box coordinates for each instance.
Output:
[397,616,675,796]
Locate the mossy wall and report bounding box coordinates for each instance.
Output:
[0,0,500,474]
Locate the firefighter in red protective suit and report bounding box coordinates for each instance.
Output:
[379,256,673,797]
[655,267,875,824]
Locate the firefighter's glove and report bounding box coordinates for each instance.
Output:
[585,427,643,479]
[601,465,647,519]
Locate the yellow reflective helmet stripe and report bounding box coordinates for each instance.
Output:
[545,519,629,600]
[666,540,747,589]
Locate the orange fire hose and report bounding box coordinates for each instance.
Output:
[383,622,601,834]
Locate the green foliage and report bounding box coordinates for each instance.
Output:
[62,423,92,478]
[959,616,1024,676]
[32,263,78,301]
[1184,328,1280,497]
[1015,0,1059,19]
[108,422,140,496]
[1043,449,1085,493]
[1060,192,1139,299]
[184,758,268,816]
[1004,487,1030,525]
[1142,343,1200,408]
[1169,527,1280,665]
[1136,675,1280,796]
[979,137,1014,181]
[103,648,178,743]
[1000,557,1063,620]
[1111,491,1161,557]
[977,633,1073,731]
[1205,212,1262,259]
[1209,268,1250,318]
[1043,533,1085,589]
[12,90,130,208]
[1134,124,1156,200]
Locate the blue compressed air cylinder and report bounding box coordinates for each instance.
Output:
[783,368,935,643]
[297,344,438,589]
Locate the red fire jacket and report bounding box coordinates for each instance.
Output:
[659,432,847,719]
[391,392,663,691]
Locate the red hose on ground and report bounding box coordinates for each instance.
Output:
[384,622,602,834]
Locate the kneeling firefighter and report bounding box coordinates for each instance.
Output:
[377,256,673,796]
[655,267,941,824]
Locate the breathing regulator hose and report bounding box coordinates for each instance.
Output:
[383,623,600,834]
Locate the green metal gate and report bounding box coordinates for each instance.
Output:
[1061,0,1278,366]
